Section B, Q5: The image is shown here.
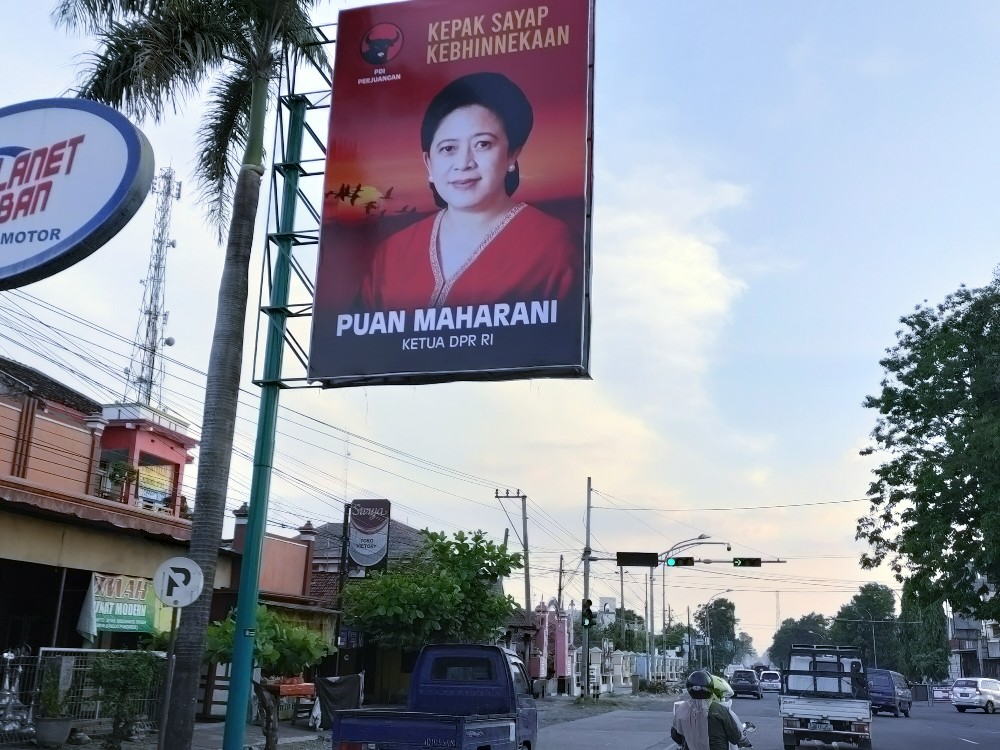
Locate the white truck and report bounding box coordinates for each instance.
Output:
[779,644,872,750]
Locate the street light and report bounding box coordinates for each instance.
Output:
[653,536,725,651]
[704,588,733,672]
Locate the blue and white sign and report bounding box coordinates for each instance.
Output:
[0,98,154,289]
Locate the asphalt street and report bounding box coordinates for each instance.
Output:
[538,693,1000,750]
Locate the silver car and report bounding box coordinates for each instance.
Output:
[759,670,781,692]
[951,677,1000,713]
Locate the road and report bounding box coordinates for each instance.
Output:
[538,694,1000,750]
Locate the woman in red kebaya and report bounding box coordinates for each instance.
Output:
[362,71,579,310]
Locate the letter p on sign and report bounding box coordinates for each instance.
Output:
[153,556,204,607]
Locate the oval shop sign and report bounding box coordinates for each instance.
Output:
[0,98,154,289]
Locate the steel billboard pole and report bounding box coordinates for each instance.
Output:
[221,95,306,750]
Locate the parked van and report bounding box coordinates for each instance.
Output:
[867,668,912,717]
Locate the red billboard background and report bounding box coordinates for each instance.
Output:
[309,0,593,386]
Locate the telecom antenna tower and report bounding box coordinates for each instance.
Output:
[123,167,181,406]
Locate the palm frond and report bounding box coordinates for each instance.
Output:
[195,70,255,240]
[51,0,172,33]
[74,8,235,122]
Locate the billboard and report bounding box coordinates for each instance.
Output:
[0,98,154,289]
[348,498,391,570]
[309,0,594,386]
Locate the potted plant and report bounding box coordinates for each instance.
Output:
[35,666,73,749]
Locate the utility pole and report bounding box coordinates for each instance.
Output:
[619,567,625,645]
[644,574,650,656]
[661,570,666,648]
[687,606,693,666]
[582,476,592,699]
[557,555,564,610]
[496,489,530,615]
[649,570,655,649]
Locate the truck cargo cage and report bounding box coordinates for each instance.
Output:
[782,644,870,700]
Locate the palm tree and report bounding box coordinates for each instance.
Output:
[52,2,327,746]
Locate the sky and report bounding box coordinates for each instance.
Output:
[4,1,1000,659]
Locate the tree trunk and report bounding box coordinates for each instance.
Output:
[252,682,279,750]
[163,163,264,749]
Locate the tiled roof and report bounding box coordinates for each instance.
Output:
[310,570,339,604]
[0,356,103,415]
[507,606,538,630]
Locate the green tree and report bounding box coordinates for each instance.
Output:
[205,605,329,678]
[857,278,1000,621]
[694,598,736,672]
[661,622,688,652]
[52,2,328,746]
[591,607,645,651]
[733,631,756,665]
[342,530,522,649]
[898,580,950,682]
[768,613,830,670]
[827,583,898,670]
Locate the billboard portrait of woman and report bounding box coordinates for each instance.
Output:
[310,0,594,386]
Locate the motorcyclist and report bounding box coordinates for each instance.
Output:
[671,670,745,750]
[709,674,752,750]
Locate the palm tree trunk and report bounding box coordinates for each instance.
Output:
[164,162,264,749]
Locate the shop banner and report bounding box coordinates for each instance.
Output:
[309,0,594,386]
[348,499,391,570]
[76,572,160,640]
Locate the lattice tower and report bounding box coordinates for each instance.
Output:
[123,167,181,406]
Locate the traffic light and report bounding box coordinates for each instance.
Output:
[582,599,596,628]
[733,557,762,567]
[666,557,695,567]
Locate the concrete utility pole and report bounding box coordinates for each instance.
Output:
[496,489,530,614]
[582,477,592,699]
[619,567,625,645]
[644,574,650,655]
[557,555,564,610]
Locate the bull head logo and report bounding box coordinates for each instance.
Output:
[361,26,402,66]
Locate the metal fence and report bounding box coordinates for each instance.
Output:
[0,649,167,746]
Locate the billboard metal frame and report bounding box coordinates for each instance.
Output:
[249,24,334,390]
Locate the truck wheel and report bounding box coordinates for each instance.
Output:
[957,706,966,712]
[902,702,910,717]
[891,702,900,717]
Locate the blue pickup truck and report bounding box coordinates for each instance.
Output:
[331,643,539,750]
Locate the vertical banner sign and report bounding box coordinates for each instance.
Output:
[349,499,392,570]
[309,0,595,386]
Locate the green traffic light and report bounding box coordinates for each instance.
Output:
[667,558,676,566]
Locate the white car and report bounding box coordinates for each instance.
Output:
[952,677,1000,713]
[760,670,781,692]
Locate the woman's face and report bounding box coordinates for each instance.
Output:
[423,104,520,212]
